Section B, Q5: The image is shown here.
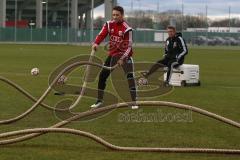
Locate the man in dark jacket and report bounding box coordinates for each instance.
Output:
[143,26,188,85]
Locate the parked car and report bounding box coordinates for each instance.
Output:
[212,36,226,45]
[224,37,239,46]
[192,36,208,45]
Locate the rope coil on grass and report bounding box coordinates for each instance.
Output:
[0,100,239,153]
[0,53,239,154]
[0,61,117,124]
[1,128,240,154]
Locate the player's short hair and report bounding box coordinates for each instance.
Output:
[113,6,124,15]
[167,26,176,31]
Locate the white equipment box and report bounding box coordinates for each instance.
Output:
[164,64,200,86]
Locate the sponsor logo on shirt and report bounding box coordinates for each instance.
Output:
[119,31,123,36]
[110,35,123,43]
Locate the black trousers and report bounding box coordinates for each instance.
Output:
[147,57,184,82]
[97,55,137,101]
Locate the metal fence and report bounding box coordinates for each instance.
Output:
[1,27,240,46]
[0,27,156,43]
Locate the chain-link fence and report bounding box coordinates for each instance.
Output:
[1,27,240,46]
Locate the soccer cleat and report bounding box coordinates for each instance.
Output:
[131,105,139,109]
[90,100,103,108]
[163,81,171,87]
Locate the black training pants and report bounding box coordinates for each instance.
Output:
[97,55,137,101]
[147,57,184,82]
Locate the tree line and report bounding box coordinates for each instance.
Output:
[93,10,240,30]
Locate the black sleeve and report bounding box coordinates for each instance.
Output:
[177,37,188,59]
[164,39,168,57]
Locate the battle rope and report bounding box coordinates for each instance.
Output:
[0,61,118,124]
[0,52,239,154]
[68,49,96,110]
[1,128,239,154]
[0,101,240,153]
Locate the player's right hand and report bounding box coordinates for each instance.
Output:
[92,43,98,51]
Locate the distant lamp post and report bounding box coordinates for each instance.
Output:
[14,0,18,42]
[60,20,63,42]
[67,0,70,43]
[181,0,184,32]
[29,20,35,42]
[42,0,48,41]
[90,0,94,42]
[228,6,231,33]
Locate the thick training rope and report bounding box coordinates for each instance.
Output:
[1,128,240,154]
[0,52,239,154]
[0,101,240,153]
[68,50,95,110]
[0,76,64,111]
[0,61,118,124]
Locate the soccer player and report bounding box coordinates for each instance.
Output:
[142,26,188,85]
[90,6,138,109]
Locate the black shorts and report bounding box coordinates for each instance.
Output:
[103,55,134,74]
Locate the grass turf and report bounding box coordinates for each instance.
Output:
[0,44,240,160]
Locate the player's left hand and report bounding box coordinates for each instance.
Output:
[117,59,124,66]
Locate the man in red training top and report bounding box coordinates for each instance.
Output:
[91,6,138,109]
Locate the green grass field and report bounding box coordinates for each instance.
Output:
[0,44,240,160]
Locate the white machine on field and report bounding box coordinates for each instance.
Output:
[164,64,200,86]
